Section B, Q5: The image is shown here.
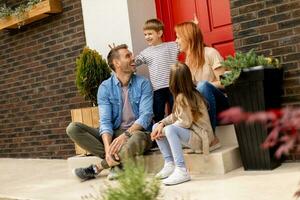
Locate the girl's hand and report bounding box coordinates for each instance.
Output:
[151,123,164,141]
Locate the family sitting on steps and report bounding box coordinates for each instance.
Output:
[66,18,229,186]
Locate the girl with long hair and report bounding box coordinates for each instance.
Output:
[151,62,214,185]
[174,22,229,135]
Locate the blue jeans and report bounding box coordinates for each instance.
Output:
[153,123,190,168]
[196,81,229,132]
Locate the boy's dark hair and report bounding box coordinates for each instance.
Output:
[107,44,128,71]
[143,18,164,32]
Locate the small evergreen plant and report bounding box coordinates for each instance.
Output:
[102,162,161,200]
[76,47,111,106]
[221,49,280,86]
[82,161,161,200]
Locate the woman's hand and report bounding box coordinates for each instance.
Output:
[212,67,226,89]
[151,123,165,141]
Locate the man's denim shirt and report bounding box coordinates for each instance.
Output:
[97,74,153,136]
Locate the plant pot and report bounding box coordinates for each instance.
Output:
[0,0,62,30]
[225,66,283,170]
[70,107,99,155]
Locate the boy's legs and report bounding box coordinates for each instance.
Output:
[66,122,105,158]
[153,88,170,122]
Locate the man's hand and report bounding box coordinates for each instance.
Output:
[108,133,128,160]
[105,153,120,167]
[151,123,164,141]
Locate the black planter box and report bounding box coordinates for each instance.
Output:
[225,66,283,170]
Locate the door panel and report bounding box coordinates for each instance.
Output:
[155,0,235,58]
[172,0,196,25]
[210,0,232,28]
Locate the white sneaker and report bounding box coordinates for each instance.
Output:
[155,162,175,179]
[163,167,191,185]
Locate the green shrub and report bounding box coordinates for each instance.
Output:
[76,47,111,106]
[102,162,161,200]
[82,161,161,200]
[221,49,280,87]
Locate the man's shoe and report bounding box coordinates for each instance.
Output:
[155,162,175,179]
[163,167,191,186]
[72,164,98,181]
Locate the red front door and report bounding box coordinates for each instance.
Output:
[155,0,235,58]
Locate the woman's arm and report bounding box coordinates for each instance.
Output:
[211,66,226,89]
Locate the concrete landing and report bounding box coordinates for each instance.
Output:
[0,158,299,200]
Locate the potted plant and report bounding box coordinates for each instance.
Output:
[71,47,111,155]
[220,49,283,170]
[0,0,62,30]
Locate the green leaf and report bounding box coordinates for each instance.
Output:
[220,49,281,86]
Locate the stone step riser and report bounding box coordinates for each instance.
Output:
[67,124,242,175]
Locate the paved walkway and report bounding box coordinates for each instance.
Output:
[0,158,299,200]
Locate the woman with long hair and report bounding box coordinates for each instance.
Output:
[174,22,229,136]
[151,62,214,185]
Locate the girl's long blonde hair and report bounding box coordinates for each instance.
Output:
[169,62,205,122]
[175,22,205,69]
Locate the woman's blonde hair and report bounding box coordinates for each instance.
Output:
[174,22,205,69]
[169,62,205,121]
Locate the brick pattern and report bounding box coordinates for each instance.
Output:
[230,0,300,161]
[230,0,300,106]
[0,0,88,158]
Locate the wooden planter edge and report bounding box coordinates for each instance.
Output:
[0,0,62,30]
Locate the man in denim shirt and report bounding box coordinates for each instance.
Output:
[67,44,153,181]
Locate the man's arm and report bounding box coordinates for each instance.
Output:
[97,82,120,165]
[134,79,153,130]
[98,83,114,137]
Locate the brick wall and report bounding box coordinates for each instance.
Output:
[0,0,89,158]
[230,0,300,105]
[230,0,300,161]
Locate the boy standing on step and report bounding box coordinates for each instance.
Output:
[135,19,179,122]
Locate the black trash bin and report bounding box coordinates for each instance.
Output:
[225,66,283,170]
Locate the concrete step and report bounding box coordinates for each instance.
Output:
[67,124,242,175]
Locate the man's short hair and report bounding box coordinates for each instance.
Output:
[107,44,128,71]
[143,18,164,32]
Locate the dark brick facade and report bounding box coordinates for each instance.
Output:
[0,0,88,158]
[230,0,300,161]
[230,0,300,105]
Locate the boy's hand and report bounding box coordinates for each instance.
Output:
[108,43,116,49]
[192,13,199,25]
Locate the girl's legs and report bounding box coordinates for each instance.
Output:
[154,123,191,185]
[152,123,174,179]
[163,124,190,168]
